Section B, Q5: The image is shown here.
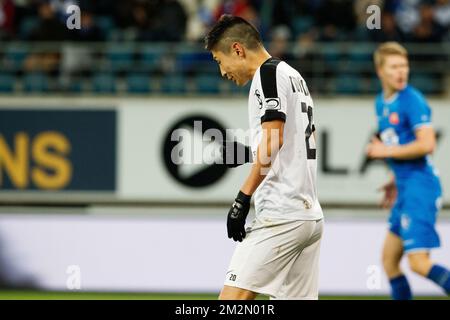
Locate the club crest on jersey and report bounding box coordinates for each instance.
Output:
[401,214,410,230]
[254,89,263,109]
[389,112,400,125]
[264,98,281,110]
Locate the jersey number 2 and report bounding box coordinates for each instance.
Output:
[301,102,316,160]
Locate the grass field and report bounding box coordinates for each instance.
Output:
[0,291,447,300]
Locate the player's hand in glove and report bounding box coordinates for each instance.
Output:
[221,140,253,168]
[227,191,251,242]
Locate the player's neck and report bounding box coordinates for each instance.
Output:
[247,48,272,78]
[383,86,399,101]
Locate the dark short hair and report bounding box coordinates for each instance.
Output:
[204,14,262,52]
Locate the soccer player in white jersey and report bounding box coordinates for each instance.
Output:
[205,15,324,300]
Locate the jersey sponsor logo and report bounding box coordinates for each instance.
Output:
[264,98,281,110]
[380,128,399,146]
[389,112,400,125]
[254,89,263,109]
[401,214,410,230]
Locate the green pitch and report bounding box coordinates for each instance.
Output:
[0,291,447,300]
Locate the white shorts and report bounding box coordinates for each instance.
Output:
[223,216,323,300]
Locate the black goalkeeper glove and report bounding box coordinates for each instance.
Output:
[221,140,253,168]
[227,191,251,242]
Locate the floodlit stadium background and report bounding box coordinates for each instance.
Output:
[0,0,449,299]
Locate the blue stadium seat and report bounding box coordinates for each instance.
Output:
[160,74,187,94]
[96,16,115,40]
[335,74,363,94]
[67,79,84,93]
[228,81,250,95]
[140,45,166,72]
[292,17,314,35]
[23,73,49,93]
[367,76,382,94]
[0,73,14,93]
[194,74,222,94]
[346,46,374,73]
[175,46,212,74]
[4,44,28,69]
[105,45,134,72]
[410,74,441,95]
[321,45,342,68]
[92,73,116,93]
[352,26,370,41]
[126,73,151,93]
[175,51,198,73]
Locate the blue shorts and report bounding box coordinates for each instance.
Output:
[389,176,442,253]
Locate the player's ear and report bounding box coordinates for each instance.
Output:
[232,42,245,58]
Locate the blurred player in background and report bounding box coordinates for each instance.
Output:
[205,14,323,300]
[366,42,450,299]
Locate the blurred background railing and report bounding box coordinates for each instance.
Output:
[0,41,449,96]
[1,0,449,96]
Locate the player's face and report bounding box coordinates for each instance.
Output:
[211,48,250,86]
[377,55,409,92]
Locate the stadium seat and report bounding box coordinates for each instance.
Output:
[348,46,374,63]
[96,16,115,40]
[292,17,314,35]
[139,45,166,72]
[175,44,212,74]
[67,79,84,93]
[321,44,342,69]
[195,54,218,74]
[410,74,441,95]
[105,45,134,72]
[352,26,370,42]
[23,73,49,93]
[175,51,200,74]
[126,73,151,93]
[92,73,116,93]
[367,76,382,94]
[160,74,187,94]
[194,74,222,94]
[4,44,28,70]
[0,73,15,93]
[335,74,363,95]
[228,81,251,95]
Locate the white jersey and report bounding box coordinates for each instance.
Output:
[248,57,323,220]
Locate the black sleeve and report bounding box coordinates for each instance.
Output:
[260,58,286,123]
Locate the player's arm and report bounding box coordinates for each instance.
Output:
[221,140,253,167]
[378,172,397,209]
[226,119,284,242]
[367,126,436,160]
[390,126,436,159]
[241,119,284,195]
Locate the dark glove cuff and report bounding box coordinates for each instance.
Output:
[236,191,251,204]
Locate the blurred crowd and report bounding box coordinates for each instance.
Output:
[0,0,447,95]
[0,0,449,43]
